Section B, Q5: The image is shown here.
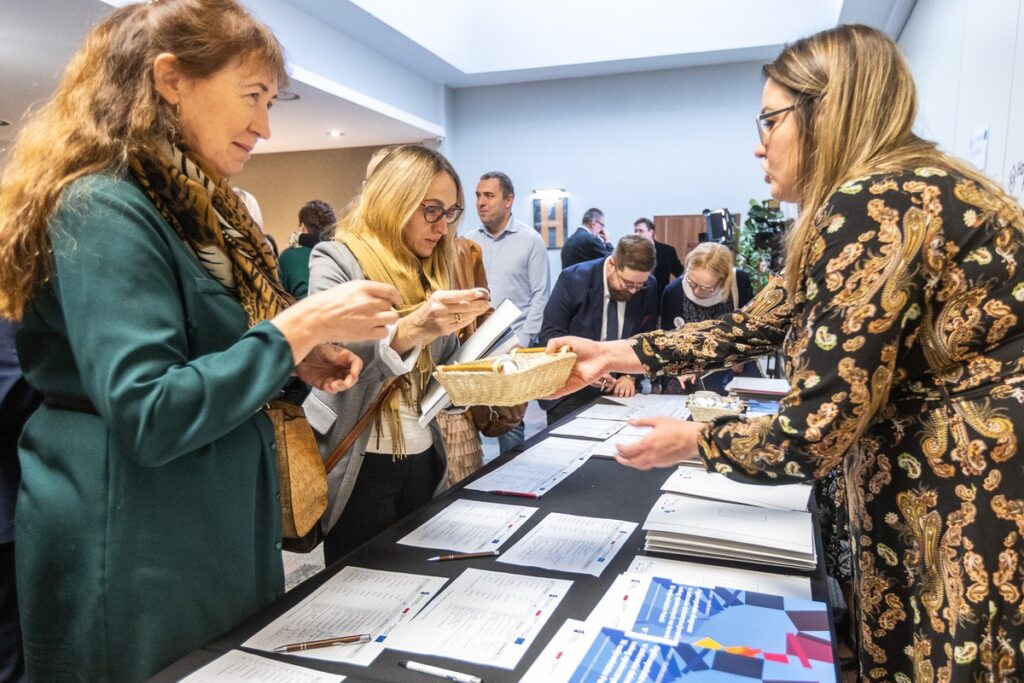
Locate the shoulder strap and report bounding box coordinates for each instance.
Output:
[731,268,739,308]
[323,381,398,473]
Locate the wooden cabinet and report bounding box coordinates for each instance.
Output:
[653,213,740,263]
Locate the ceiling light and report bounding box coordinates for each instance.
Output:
[277,90,300,102]
[328,130,343,138]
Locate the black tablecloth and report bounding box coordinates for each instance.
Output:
[151,400,834,682]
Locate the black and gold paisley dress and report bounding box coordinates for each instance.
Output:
[631,168,1024,681]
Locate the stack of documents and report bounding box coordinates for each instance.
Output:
[660,467,811,512]
[643,492,817,570]
[724,376,790,398]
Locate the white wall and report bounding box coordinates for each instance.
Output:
[243,0,447,133]
[448,61,772,278]
[899,0,1024,195]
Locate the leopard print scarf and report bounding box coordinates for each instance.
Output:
[130,141,293,326]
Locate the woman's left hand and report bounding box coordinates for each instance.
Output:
[296,343,364,393]
[614,417,708,470]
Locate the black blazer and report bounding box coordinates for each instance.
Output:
[539,258,659,411]
[561,227,612,269]
[652,240,684,297]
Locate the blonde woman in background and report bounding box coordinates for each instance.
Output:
[303,144,490,566]
[658,242,755,395]
[547,24,1024,679]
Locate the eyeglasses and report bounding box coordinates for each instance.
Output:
[420,203,464,224]
[756,105,795,145]
[613,268,649,293]
[685,275,721,295]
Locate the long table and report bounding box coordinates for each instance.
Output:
[153,399,835,682]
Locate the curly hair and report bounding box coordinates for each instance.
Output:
[0,0,286,319]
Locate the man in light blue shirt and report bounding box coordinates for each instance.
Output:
[466,171,550,452]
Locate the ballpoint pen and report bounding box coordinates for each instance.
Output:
[273,633,371,653]
[399,660,482,683]
[427,550,500,562]
[490,490,539,499]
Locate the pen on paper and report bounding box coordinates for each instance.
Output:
[273,633,371,652]
[490,490,539,499]
[427,550,500,562]
[398,660,482,683]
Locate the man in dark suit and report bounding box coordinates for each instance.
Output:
[634,217,683,298]
[540,235,659,424]
[560,207,613,269]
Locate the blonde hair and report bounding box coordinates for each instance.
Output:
[766,24,1024,294]
[364,145,398,181]
[0,0,286,319]
[685,242,735,294]
[340,144,462,273]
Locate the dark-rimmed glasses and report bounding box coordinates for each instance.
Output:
[420,203,464,224]
[756,105,795,145]
[613,268,649,293]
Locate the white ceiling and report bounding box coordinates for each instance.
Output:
[0,0,916,156]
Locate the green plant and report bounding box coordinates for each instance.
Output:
[736,198,784,293]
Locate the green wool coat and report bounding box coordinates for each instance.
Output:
[15,175,295,681]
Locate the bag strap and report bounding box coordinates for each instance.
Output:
[323,381,398,473]
[731,268,739,309]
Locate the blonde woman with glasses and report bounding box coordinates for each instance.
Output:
[658,242,755,395]
[303,145,490,566]
[548,24,1024,680]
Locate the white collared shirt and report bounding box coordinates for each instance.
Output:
[600,257,626,342]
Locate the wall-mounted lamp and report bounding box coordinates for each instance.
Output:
[532,187,567,200]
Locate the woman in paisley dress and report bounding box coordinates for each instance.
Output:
[548,24,1024,681]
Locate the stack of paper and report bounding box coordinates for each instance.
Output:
[725,376,790,397]
[643,493,816,570]
[661,467,811,512]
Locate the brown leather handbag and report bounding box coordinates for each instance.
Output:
[266,400,328,548]
[469,402,527,437]
[268,383,396,553]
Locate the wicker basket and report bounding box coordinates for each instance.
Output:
[435,346,577,407]
[686,391,745,422]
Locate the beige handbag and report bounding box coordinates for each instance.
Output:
[265,400,328,541]
[266,383,398,553]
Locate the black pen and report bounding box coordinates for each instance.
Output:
[273,633,371,652]
[427,550,500,562]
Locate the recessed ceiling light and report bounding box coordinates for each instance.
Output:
[277,89,300,102]
[328,130,343,138]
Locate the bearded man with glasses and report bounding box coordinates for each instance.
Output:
[539,235,658,424]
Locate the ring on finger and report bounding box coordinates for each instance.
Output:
[453,312,463,324]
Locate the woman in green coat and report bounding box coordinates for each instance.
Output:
[0,1,401,679]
